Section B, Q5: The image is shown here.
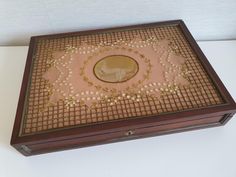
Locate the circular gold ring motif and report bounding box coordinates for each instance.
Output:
[93,55,139,83]
[80,47,152,93]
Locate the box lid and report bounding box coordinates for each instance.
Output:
[11,20,236,148]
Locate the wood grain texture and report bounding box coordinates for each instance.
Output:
[10,20,236,156]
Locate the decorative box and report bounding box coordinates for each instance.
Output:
[11,20,236,156]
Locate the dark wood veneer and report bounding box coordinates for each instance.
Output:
[10,20,236,156]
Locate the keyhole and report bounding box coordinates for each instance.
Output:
[125,130,135,136]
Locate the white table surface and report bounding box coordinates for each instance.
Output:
[0,41,236,177]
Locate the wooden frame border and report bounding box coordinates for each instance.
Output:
[11,20,236,156]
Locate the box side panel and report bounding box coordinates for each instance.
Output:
[15,114,232,156]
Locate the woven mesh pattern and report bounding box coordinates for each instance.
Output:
[20,24,224,135]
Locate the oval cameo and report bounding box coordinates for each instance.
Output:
[94,55,139,83]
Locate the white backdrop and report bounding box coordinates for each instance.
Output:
[0,0,236,45]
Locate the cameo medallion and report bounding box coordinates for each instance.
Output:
[93,55,139,83]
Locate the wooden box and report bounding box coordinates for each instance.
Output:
[11,20,236,156]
